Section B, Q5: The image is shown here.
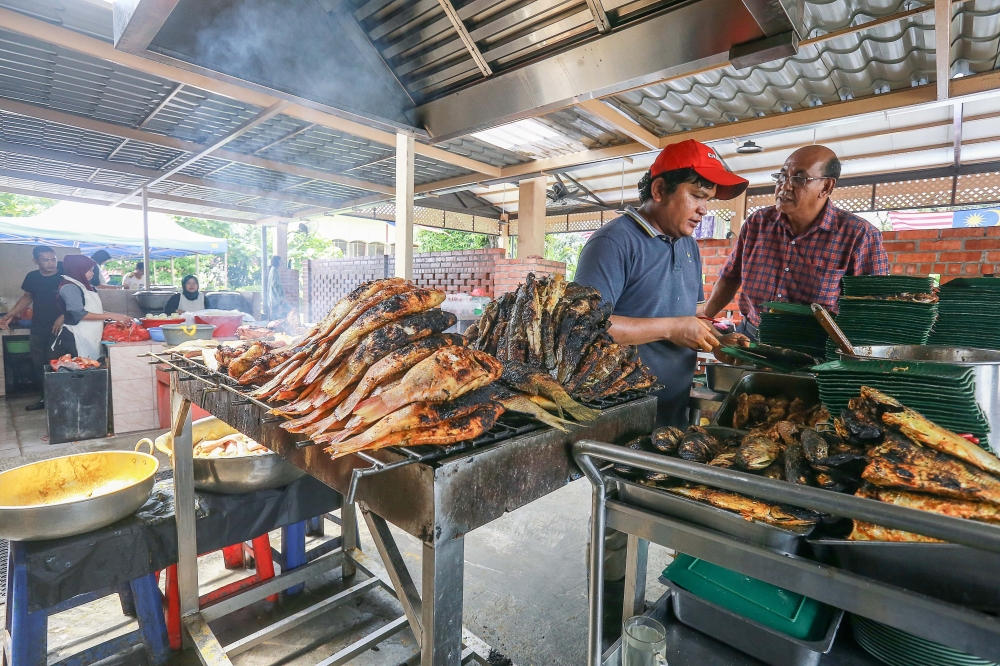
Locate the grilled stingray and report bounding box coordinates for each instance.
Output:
[882,408,1000,476]
[501,360,599,422]
[863,432,1000,505]
[667,486,818,527]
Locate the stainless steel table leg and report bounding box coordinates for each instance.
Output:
[622,535,648,621]
[363,511,423,645]
[421,537,465,665]
[341,502,357,578]
[170,391,198,647]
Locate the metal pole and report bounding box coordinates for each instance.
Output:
[223,251,229,289]
[170,391,198,646]
[170,257,176,286]
[576,449,608,666]
[260,225,268,319]
[195,254,200,286]
[142,186,150,290]
[395,132,414,279]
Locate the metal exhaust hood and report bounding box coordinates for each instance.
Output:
[114,0,803,140]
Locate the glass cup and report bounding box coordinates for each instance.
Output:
[622,616,668,666]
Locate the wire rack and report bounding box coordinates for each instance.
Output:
[145,350,658,503]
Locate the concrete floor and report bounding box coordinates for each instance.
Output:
[0,405,674,666]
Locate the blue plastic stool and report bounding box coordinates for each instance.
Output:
[277,514,349,596]
[4,541,170,666]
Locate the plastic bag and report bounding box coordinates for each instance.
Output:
[102,321,151,342]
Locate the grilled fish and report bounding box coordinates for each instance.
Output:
[678,430,721,463]
[316,278,407,339]
[667,486,818,527]
[335,334,467,419]
[736,433,781,470]
[860,485,1000,524]
[847,521,942,543]
[708,452,739,469]
[228,342,267,379]
[651,426,685,454]
[863,432,1000,505]
[882,409,1000,476]
[353,348,503,424]
[321,282,418,344]
[800,428,829,463]
[540,274,566,370]
[784,441,813,486]
[500,360,599,422]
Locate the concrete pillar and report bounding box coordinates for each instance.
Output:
[395,132,415,279]
[260,225,268,312]
[730,190,747,237]
[277,221,288,266]
[516,176,547,258]
[141,186,150,289]
[499,219,510,259]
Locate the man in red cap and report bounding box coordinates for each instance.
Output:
[703,145,888,337]
[575,138,750,428]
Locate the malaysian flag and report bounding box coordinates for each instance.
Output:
[888,210,956,230]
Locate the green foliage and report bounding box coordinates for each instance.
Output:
[415,228,489,252]
[287,228,344,269]
[0,194,56,217]
[174,216,259,289]
[544,233,588,281]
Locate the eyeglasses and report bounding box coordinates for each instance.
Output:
[771,173,832,188]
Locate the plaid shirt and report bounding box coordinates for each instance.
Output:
[720,200,889,326]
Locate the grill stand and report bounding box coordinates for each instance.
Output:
[156,351,657,665]
[573,440,1000,666]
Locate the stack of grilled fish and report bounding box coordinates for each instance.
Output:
[470,273,656,402]
[235,278,602,460]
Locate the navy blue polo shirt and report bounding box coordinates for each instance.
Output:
[574,206,704,427]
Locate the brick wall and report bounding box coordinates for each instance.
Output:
[278,268,299,308]
[412,248,505,297]
[493,256,567,296]
[302,256,391,322]
[881,226,1000,281]
[699,238,742,321]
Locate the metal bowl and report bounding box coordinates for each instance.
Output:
[155,416,305,494]
[132,289,178,313]
[0,450,158,541]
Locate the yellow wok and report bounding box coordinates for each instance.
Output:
[0,446,158,541]
[155,416,304,494]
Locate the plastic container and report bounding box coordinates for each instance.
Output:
[194,314,244,337]
[160,324,216,346]
[5,340,30,354]
[148,327,165,343]
[663,554,832,640]
[16,319,31,328]
[139,317,186,329]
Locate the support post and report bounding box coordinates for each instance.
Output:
[260,225,268,318]
[516,176,547,258]
[169,392,197,647]
[223,252,229,289]
[936,0,952,101]
[395,133,415,279]
[498,219,509,259]
[170,257,176,286]
[142,186,150,290]
[421,538,465,665]
[277,221,288,266]
[730,190,748,237]
[195,254,200,285]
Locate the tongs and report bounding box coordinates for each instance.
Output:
[810,303,855,355]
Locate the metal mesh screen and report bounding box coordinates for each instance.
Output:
[954,171,1000,205]
[830,184,875,212]
[746,194,773,216]
[874,177,954,209]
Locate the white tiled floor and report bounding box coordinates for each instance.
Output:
[0,394,79,458]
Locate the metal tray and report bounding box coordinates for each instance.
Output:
[714,373,820,429]
[671,585,844,666]
[706,363,762,393]
[614,477,811,554]
[808,537,1000,612]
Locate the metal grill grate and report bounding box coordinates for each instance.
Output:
[1,537,7,604]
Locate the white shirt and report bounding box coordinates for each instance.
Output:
[122,274,144,290]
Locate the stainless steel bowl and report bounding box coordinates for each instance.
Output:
[155,417,305,494]
[0,450,158,541]
[133,289,178,313]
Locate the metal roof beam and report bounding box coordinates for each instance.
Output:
[578,100,659,149]
[0,7,501,178]
[437,0,492,77]
[0,141,341,212]
[0,184,262,225]
[584,0,611,33]
[953,103,963,166]
[936,0,953,101]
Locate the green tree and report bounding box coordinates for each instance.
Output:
[287,229,343,269]
[544,232,588,280]
[415,228,489,252]
[174,216,260,289]
[0,193,55,217]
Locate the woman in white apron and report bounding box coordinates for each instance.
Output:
[57,255,132,359]
[163,275,205,314]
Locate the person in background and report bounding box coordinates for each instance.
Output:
[88,250,116,289]
[122,261,145,290]
[703,145,889,338]
[0,246,64,410]
[57,255,131,360]
[163,275,205,314]
[265,255,290,320]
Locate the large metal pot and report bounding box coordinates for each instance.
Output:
[155,416,305,494]
[840,345,1000,453]
[0,449,158,541]
[133,289,178,313]
[205,292,251,314]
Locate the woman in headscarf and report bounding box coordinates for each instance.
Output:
[57,255,132,359]
[163,275,205,314]
[89,249,113,289]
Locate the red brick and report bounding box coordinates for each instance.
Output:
[904,264,918,275]
[988,227,1000,237]
[939,251,985,262]
[965,239,1000,250]
[916,239,962,251]
[895,252,938,263]
[881,231,898,241]
[932,264,947,274]
[982,264,999,275]
[964,264,981,275]
[941,227,988,238]
[946,263,963,274]
[918,264,933,274]
[987,252,1000,262]
[890,265,905,275]
[703,257,726,266]
[897,230,942,240]
[883,241,917,252]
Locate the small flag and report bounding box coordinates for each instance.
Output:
[889,211,955,230]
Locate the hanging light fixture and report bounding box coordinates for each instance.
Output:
[736,140,763,154]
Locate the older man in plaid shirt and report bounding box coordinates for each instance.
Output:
[703,145,889,337]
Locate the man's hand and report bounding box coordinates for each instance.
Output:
[712,332,751,363]
[0,315,10,330]
[51,315,64,334]
[106,313,134,324]
[667,316,719,352]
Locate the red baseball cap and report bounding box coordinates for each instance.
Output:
[649,139,748,200]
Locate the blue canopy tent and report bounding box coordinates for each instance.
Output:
[0,202,227,258]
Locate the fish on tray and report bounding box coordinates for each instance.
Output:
[667,485,819,528]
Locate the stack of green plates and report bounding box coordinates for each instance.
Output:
[853,615,998,666]
[757,302,828,358]
[841,275,935,297]
[930,278,1000,350]
[813,359,990,441]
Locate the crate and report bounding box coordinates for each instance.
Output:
[44,368,109,444]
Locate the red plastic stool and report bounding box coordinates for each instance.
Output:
[162,533,277,649]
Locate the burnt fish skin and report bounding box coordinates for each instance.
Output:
[784,441,813,486]
[736,434,781,471]
[678,431,721,463]
[651,426,685,454]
